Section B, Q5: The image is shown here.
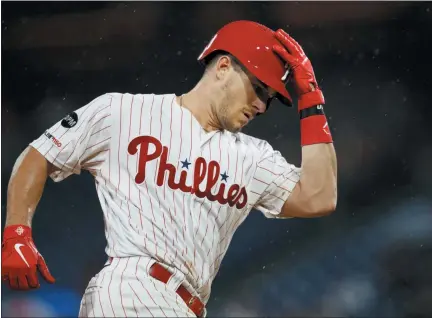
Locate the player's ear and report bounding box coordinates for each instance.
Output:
[215,55,231,80]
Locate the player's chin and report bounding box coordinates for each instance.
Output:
[226,121,244,133]
[222,116,245,133]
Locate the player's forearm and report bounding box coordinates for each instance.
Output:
[6,146,51,227]
[300,142,337,213]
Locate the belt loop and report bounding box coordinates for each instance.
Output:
[146,258,157,274]
[166,267,183,291]
[148,261,206,317]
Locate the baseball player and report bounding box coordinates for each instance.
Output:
[2,20,337,317]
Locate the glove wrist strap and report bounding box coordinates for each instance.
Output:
[298,90,325,111]
[300,105,333,146]
[3,225,32,241]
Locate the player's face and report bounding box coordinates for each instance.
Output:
[215,58,275,133]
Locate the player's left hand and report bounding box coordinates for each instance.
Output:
[273,29,325,110]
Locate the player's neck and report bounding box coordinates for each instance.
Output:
[178,85,222,133]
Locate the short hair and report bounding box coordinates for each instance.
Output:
[202,51,243,74]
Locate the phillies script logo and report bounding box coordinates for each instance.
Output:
[128,136,248,209]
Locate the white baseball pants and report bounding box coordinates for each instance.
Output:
[78,257,197,317]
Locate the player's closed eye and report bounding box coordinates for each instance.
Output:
[252,82,271,104]
[251,80,276,114]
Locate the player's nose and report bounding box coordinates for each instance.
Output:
[252,99,267,116]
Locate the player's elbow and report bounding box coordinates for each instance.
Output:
[306,186,337,217]
[307,194,337,217]
[281,182,337,218]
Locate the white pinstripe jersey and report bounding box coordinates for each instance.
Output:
[30,93,301,303]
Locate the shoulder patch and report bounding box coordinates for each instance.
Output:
[61,112,78,128]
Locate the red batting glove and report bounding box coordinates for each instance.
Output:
[273,30,332,145]
[273,29,325,111]
[2,225,55,290]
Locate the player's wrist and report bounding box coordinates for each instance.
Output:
[3,225,32,242]
[299,105,333,146]
[298,90,325,111]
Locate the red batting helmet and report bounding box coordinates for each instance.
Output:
[198,20,292,107]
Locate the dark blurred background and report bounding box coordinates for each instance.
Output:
[2,1,432,317]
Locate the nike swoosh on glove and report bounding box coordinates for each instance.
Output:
[2,225,55,290]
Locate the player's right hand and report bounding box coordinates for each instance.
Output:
[2,225,55,290]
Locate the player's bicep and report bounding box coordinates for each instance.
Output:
[278,180,311,218]
[249,147,301,219]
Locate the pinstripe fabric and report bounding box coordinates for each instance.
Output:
[78,257,196,317]
[30,92,301,311]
